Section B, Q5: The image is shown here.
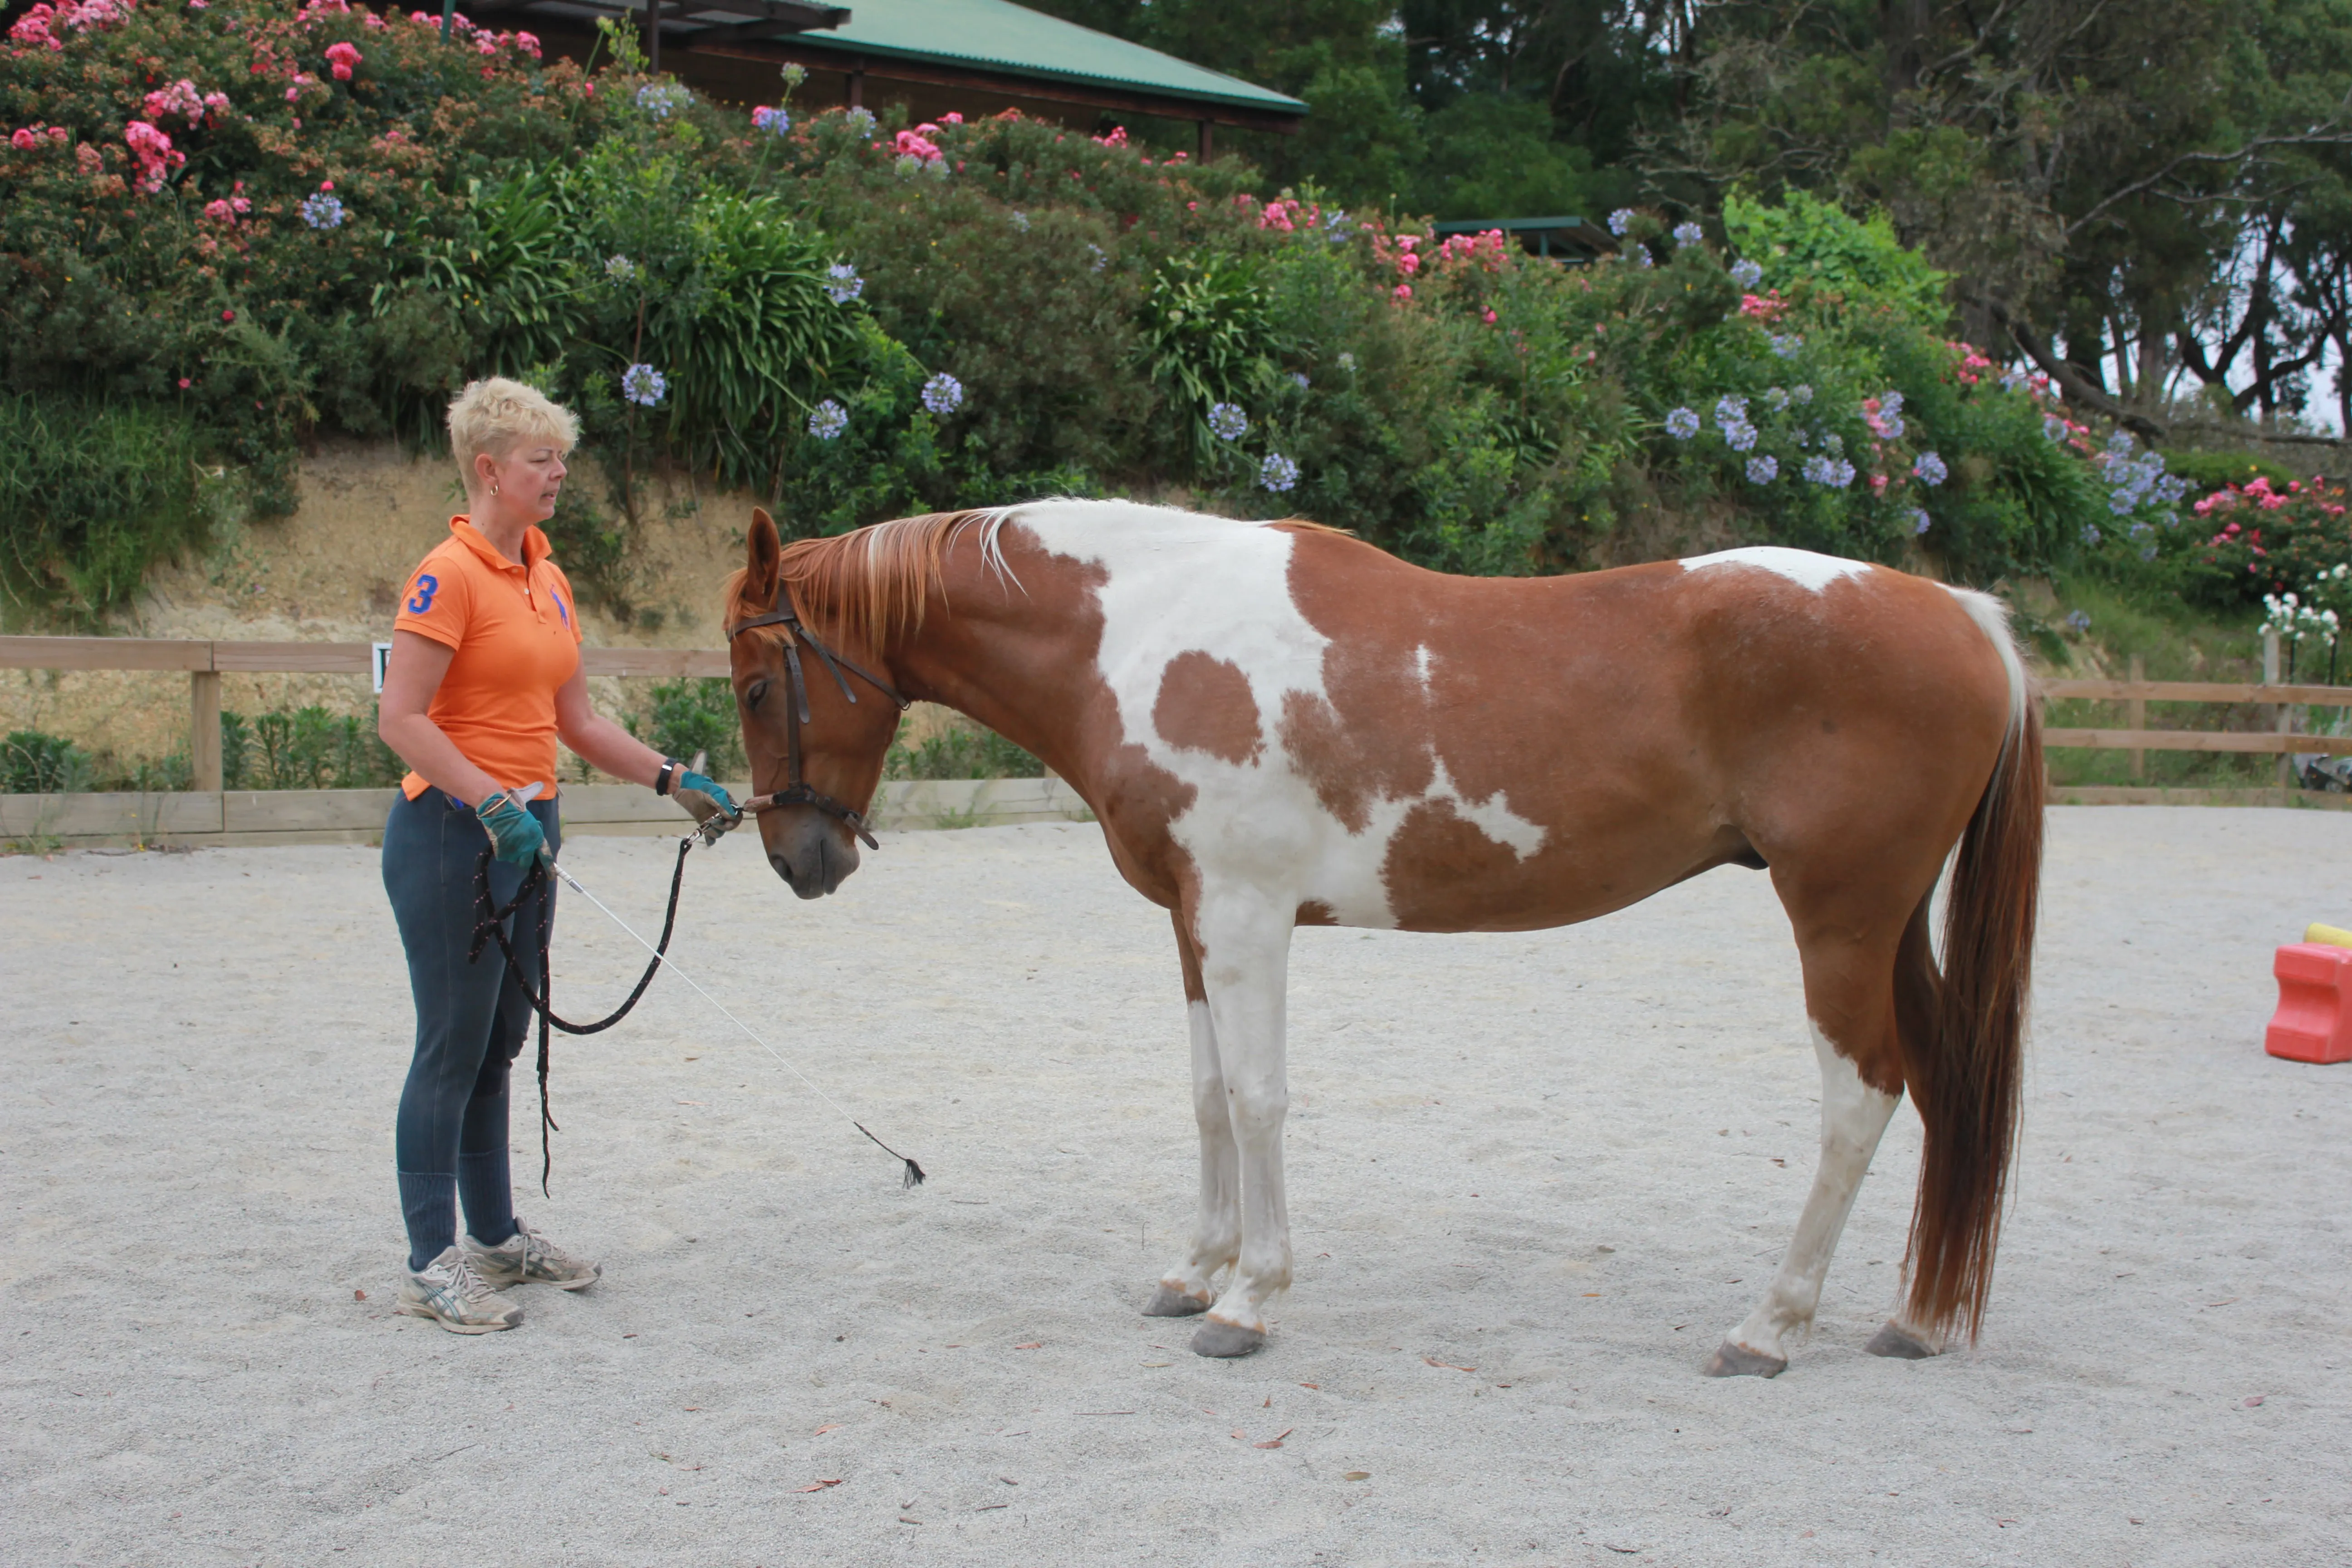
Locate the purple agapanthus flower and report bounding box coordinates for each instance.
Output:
[921,373,963,416]
[621,363,666,407]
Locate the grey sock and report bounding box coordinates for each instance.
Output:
[397,1170,457,1273]
[456,1148,517,1249]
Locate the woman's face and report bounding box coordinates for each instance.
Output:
[476,438,568,523]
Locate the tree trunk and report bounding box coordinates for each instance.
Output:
[1881,0,1933,98]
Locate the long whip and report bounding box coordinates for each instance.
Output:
[546,850,927,1189]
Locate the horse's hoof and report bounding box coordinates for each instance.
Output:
[1190,1318,1266,1358]
[1702,1339,1787,1378]
[1142,1284,1212,1318]
[1865,1321,1938,1360]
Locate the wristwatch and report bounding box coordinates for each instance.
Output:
[654,757,681,796]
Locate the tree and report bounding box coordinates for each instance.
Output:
[1647,0,2352,435]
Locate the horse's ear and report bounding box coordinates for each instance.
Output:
[747,507,781,600]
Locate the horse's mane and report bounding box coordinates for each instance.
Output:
[722,503,1352,651]
[723,509,1017,652]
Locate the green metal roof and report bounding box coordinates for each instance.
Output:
[784,0,1308,116]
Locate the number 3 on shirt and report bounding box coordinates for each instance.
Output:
[406,573,439,614]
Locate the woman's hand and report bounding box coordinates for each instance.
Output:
[478,790,552,868]
[672,768,740,834]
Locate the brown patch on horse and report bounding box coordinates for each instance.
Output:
[1376,802,1532,928]
[1277,683,1438,835]
[1090,739,1202,912]
[1153,652,1263,764]
[1294,899,1338,927]
[1172,906,1208,1001]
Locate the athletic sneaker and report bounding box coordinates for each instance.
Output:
[463,1217,601,1291]
[397,1245,523,1334]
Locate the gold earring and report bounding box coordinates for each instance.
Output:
[491,483,500,496]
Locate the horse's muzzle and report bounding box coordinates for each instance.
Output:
[766,812,860,899]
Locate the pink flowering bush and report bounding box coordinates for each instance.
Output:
[2193,475,2352,603]
[0,0,616,608]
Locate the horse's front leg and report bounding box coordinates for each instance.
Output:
[1142,911,1239,1318]
[1186,890,1294,1359]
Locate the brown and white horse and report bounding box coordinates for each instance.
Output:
[722,500,2041,1377]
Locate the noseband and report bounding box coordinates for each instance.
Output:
[725,573,910,850]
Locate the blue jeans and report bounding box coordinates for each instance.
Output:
[382,787,560,1270]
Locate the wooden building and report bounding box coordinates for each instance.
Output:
[463,0,1307,158]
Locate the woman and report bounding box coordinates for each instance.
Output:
[377,377,735,1333]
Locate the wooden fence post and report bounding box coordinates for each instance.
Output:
[2266,627,2293,788]
[2127,653,2146,780]
[190,668,221,792]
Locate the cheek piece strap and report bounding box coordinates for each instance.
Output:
[725,574,909,851]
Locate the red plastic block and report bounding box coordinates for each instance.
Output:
[2267,942,2352,1063]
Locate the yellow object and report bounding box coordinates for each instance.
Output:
[2305,923,2352,949]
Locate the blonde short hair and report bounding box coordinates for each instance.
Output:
[446,377,579,479]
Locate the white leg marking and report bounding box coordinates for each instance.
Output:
[1196,895,1295,1338]
[1720,1024,1900,1366]
[1161,999,1240,1304]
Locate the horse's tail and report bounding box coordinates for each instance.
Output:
[1896,587,2043,1343]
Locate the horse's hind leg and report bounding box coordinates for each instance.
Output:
[1142,911,1240,1318]
[1703,1023,1900,1377]
[1703,896,1915,1378]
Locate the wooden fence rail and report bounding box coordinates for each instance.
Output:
[1,635,729,791]
[2042,625,2342,783]
[11,633,2352,786]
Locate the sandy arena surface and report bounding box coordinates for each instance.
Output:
[5,807,2350,1566]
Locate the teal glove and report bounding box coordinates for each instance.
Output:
[673,768,740,838]
[478,789,550,869]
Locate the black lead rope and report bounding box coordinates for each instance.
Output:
[464,833,927,1196]
[468,836,695,1195]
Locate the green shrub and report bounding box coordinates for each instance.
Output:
[628,677,745,776]
[0,394,209,622]
[2156,449,2304,497]
[221,706,401,789]
[885,717,1042,780]
[219,710,253,792]
[1722,188,1951,329]
[1139,252,1287,468]
[3,729,91,793]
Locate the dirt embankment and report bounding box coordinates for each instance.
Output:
[4,441,760,766]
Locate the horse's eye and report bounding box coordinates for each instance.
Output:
[745,679,769,711]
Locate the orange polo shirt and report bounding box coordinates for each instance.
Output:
[393,516,582,802]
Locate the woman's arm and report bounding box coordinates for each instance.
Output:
[552,660,668,788]
[377,630,504,803]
